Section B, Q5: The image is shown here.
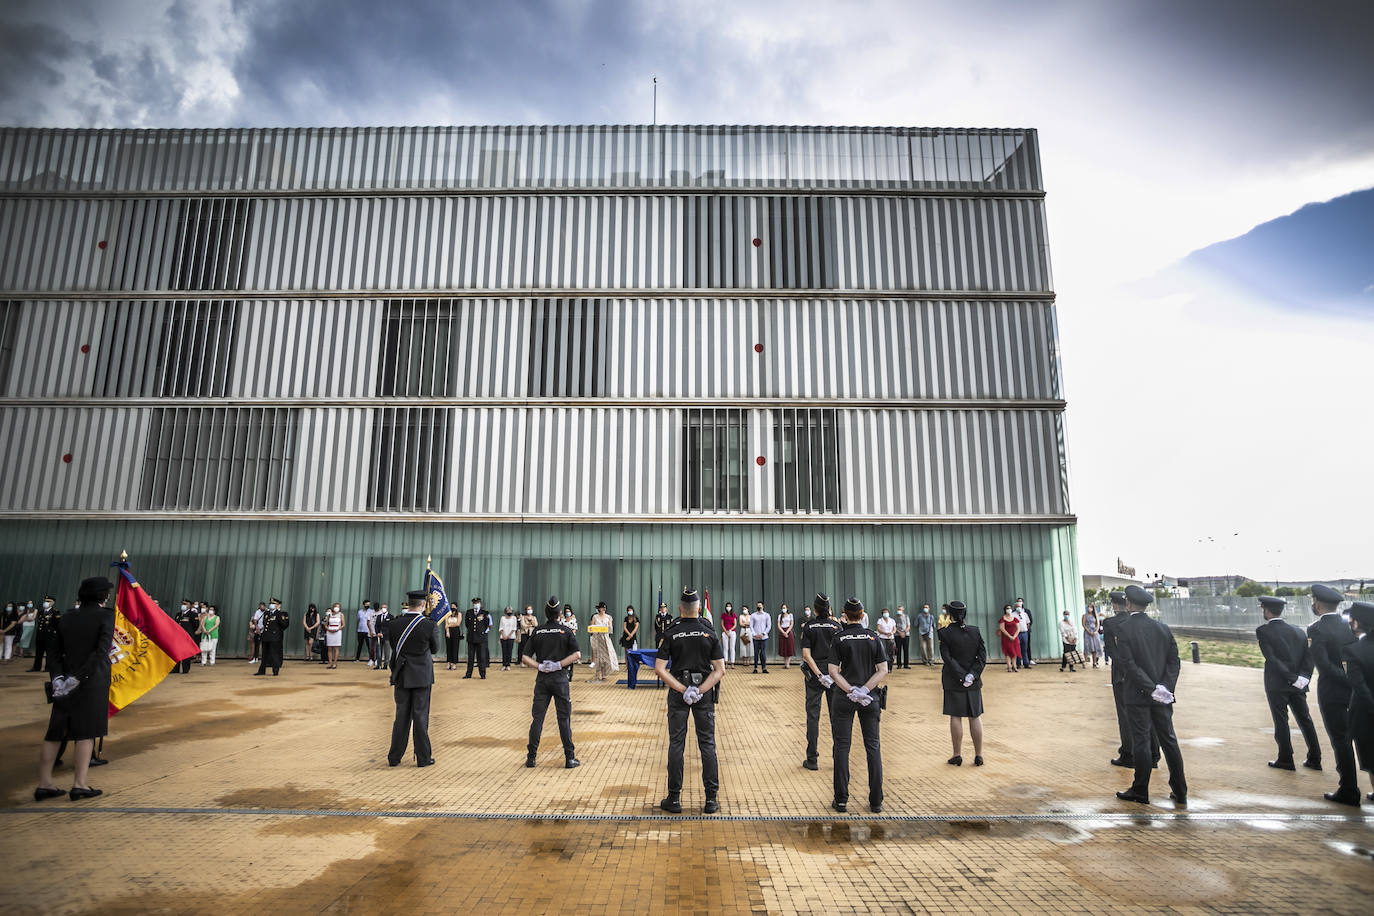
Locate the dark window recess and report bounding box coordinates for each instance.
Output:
[682,408,749,512]
[170,198,253,291]
[773,408,841,513]
[684,196,746,288]
[526,298,602,397]
[766,196,836,288]
[0,301,20,396]
[369,407,450,512]
[140,407,296,511]
[377,300,464,397]
[93,300,236,397]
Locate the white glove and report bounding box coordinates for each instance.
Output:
[683,685,702,705]
[537,660,560,673]
[846,688,863,704]
[853,686,870,698]
[819,674,835,688]
[1293,676,1310,690]
[1151,684,1175,705]
[962,673,975,687]
[858,694,873,707]
[51,675,79,698]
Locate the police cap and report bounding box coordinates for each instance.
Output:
[1108,590,1127,606]
[814,593,831,612]
[1257,595,1286,611]
[843,596,864,617]
[1124,585,1153,607]
[77,576,114,601]
[1348,601,1374,631]
[546,595,559,610]
[1311,584,1343,606]
[680,587,700,606]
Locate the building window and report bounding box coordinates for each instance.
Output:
[683,408,749,512]
[170,198,253,291]
[766,196,836,288]
[95,300,237,397]
[377,300,462,397]
[369,407,450,512]
[773,408,841,513]
[0,301,19,396]
[140,407,296,510]
[526,298,602,397]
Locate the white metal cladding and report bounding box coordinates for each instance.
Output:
[0,195,1051,293]
[0,407,149,510]
[293,407,373,512]
[0,126,1042,193]
[839,408,1069,516]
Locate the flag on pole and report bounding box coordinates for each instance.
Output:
[424,561,452,624]
[656,583,663,612]
[704,587,711,622]
[107,558,200,717]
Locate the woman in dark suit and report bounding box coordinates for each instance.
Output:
[938,600,988,767]
[34,576,116,801]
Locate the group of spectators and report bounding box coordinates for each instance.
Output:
[714,601,942,672]
[2,598,55,667]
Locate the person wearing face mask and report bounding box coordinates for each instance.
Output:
[174,599,199,674]
[875,608,897,668]
[917,605,936,666]
[653,602,672,649]
[31,597,59,672]
[719,603,738,669]
[198,605,220,666]
[464,598,492,679]
[894,606,911,670]
[255,599,289,676]
[777,604,795,669]
[249,602,266,665]
[1014,598,1035,668]
[19,601,37,659]
[374,604,394,671]
[561,606,579,682]
[749,602,771,674]
[324,603,345,668]
[1,601,21,663]
[938,600,987,766]
[498,606,519,671]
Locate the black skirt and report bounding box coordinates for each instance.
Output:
[942,687,984,718]
[44,685,109,742]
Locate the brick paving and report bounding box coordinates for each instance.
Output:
[1,657,1371,913]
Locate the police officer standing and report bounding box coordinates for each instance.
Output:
[1103,591,1157,769]
[255,598,289,676]
[653,602,672,648]
[653,588,725,814]
[522,596,582,769]
[1254,594,1320,771]
[828,597,888,813]
[1308,583,1359,806]
[174,599,199,674]
[31,596,59,672]
[1112,585,1186,807]
[464,598,492,679]
[387,590,440,767]
[800,593,841,771]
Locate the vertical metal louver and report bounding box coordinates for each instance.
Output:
[368,407,451,512]
[682,408,750,512]
[0,301,19,395]
[169,198,253,290]
[94,300,237,397]
[773,408,841,513]
[766,197,836,288]
[140,407,296,510]
[526,299,602,397]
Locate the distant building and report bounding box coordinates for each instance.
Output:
[1083,573,1141,594]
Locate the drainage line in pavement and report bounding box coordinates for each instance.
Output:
[1,807,1369,824]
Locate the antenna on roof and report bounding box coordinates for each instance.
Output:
[652,76,657,126]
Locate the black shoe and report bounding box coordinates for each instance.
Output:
[417,757,436,768]
[1324,791,1361,807]
[947,755,962,766]
[1268,760,1296,771]
[68,787,102,801]
[462,674,472,679]
[89,757,109,767]
[253,671,265,676]
[565,758,580,769]
[660,796,682,814]
[831,800,847,813]
[763,668,770,674]
[802,759,819,771]
[34,787,65,801]
[973,756,984,766]
[1367,793,1374,803]
[1169,792,1187,806]
[703,797,719,814]
[1069,666,1076,672]
[1115,790,1150,805]
[869,802,882,814]
[1110,757,1134,768]
[388,759,400,767]
[1303,759,1323,771]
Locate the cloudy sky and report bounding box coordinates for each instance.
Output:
[3,0,1372,582]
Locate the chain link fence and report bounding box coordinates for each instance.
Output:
[1155,595,1357,638]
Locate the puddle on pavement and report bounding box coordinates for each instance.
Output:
[1056,844,1236,904]
[601,784,651,798]
[1328,840,1374,860]
[1178,736,1226,748]
[216,784,376,811]
[1002,783,1052,799]
[451,735,527,750]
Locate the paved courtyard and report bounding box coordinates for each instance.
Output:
[1,655,1371,914]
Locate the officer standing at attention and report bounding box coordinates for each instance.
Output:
[800,593,842,771]
[653,602,673,648]
[1308,583,1359,806]
[464,597,492,679]
[522,596,582,769]
[31,596,59,672]
[174,599,199,674]
[653,588,725,814]
[255,599,289,676]
[1103,591,1157,770]
[827,597,888,814]
[1112,585,1186,807]
[387,590,440,768]
[1254,594,1321,771]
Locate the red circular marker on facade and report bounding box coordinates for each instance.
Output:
[97,240,107,250]
[62,454,73,464]
[753,343,763,353]
[80,344,90,354]
[756,456,766,467]
[752,238,762,247]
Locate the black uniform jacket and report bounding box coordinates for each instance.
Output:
[388,613,439,688]
[1255,617,1313,695]
[51,601,116,732]
[1113,612,1181,706]
[938,623,987,691]
[1307,613,1355,707]
[1343,637,1374,713]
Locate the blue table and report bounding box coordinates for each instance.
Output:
[624,648,662,688]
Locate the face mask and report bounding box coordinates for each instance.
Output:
[43,601,52,609]
[882,611,889,617]
[27,603,34,609]
[782,607,789,613]
[474,603,481,610]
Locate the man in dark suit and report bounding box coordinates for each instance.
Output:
[255,599,289,676]
[1341,601,1374,804]
[387,589,440,767]
[1112,585,1187,806]
[34,576,116,802]
[1308,583,1359,805]
[1102,591,1158,770]
[463,597,492,679]
[1254,594,1320,770]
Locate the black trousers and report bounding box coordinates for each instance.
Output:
[894,636,910,668]
[528,673,575,757]
[831,694,882,806]
[666,690,718,796]
[804,670,833,762]
[1266,689,1320,763]
[1112,678,1158,763]
[251,632,262,660]
[256,641,283,675]
[466,639,490,676]
[501,639,515,666]
[1318,700,1358,796]
[388,685,432,764]
[30,630,47,671]
[752,639,768,671]
[517,635,530,663]
[1126,703,1186,798]
[355,633,373,662]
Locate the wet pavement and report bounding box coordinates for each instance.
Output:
[1,657,1370,913]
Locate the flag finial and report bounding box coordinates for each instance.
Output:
[120,549,128,561]
[427,554,432,568]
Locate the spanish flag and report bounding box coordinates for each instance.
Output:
[107,561,200,716]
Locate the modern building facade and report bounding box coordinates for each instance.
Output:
[0,125,1076,657]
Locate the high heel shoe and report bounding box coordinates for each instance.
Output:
[947,755,962,766]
